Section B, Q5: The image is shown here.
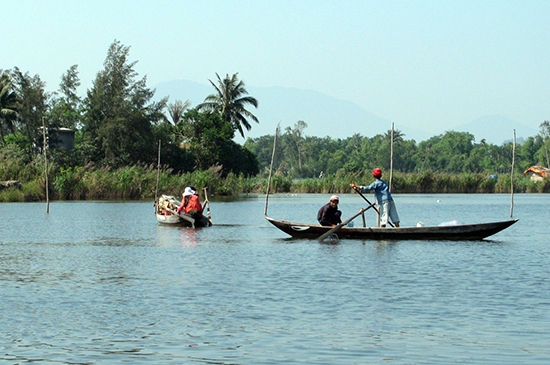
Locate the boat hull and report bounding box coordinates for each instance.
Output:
[266,216,518,240]
[156,213,211,227]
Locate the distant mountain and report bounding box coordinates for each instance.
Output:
[153,80,538,145]
[153,79,430,142]
[454,115,539,145]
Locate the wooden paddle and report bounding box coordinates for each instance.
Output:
[352,186,395,228]
[203,187,213,225]
[163,206,196,227]
[318,208,367,241]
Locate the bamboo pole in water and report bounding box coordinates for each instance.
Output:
[264,126,279,216]
[155,140,161,203]
[389,122,394,191]
[42,118,49,213]
[510,129,516,218]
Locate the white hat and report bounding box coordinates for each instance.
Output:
[183,186,195,196]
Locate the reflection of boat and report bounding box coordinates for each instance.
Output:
[155,195,212,228]
[265,216,518,240]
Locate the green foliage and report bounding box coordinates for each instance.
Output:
[0,187,24,202]
[81,166,111,199]
[386,171,501,194]
[198,73,259,138]
[269,174,292,193]
[0,142,28,180]
[0,71,18,146]
[82,40,167,168]
[9,67,49,153]
[54,166,85,199]
[21,180,43,201]
[523,174,550,193]
[478,176,497,193]
[245,126,550,184]
[537,121,550,168]
[216,172,240,195]
[47,65,83,130]
[177,109,259,176]
[5,42,550,200]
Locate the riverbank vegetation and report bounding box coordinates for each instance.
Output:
[2,40,550,202]
[1,144,550,203]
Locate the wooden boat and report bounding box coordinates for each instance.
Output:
[265,216,518,240]
[155,194,212,228]
[153,141,212,228]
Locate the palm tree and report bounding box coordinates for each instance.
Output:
[198,73,259,138]
[167,99,191,125]
[384,129,405,144]
[0,71,18,146]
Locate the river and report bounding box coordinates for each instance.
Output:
[0,193,548,364]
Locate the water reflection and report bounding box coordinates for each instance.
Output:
[178,227,199,248]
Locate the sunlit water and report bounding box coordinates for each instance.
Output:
[1,194,548,364]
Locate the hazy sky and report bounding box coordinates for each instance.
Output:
[3,0,550,139]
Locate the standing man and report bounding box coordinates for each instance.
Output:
[317,195,342,226]
[350,168,400,227]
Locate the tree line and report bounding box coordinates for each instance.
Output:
[1,40,259,179]
[246,121,550,180]
[2,40,550,200]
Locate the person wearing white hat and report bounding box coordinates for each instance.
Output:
[177,186,203,216]
[317,195,342,226]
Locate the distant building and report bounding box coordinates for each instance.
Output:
[38,127,75,149]
[523,166,550,182]
[50,127,75,149]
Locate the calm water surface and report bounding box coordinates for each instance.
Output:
[1,193,549,364]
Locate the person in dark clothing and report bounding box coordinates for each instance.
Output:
[317,195,342,226]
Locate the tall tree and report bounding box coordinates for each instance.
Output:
[10,67,49,155]
[167,99,192,146]
[82,40,167,167]
[0,70,18,146]
[48,65,82,130]
[283,120,308,177]
[178,109,258,175]
[167,99,191,126]
[198,73,259,138]
[538,121,550,167]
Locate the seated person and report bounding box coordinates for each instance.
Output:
[177,186,203,217]
[317,195,342,226]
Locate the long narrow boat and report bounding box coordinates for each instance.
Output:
[265,216,518,240]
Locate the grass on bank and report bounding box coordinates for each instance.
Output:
[1,164,549,202]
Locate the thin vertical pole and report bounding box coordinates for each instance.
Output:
[265,126,279,216]
[155,140,161,202]
[42,118,49,213]
[389,122,394,191]
[510,129,516,218]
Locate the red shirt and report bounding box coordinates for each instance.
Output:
[178,194,203,214]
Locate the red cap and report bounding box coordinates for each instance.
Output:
[372,168,382,178]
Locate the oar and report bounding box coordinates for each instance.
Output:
[164,207,196,227]
[203,187,213,225]
[352,186,395,227]
[318,208,366,241]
